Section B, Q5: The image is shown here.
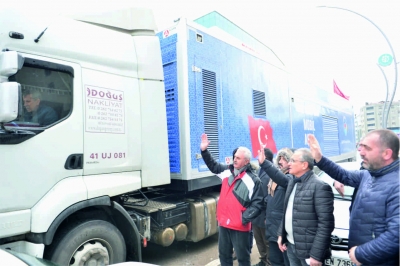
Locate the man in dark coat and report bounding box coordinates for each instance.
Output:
[309,130,399,266]
[258,147,334,266]
[259,148,292,266]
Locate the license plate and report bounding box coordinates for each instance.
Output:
[325,257,352,266]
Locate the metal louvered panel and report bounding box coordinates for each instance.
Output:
[322,116,340,157]
[202,69,219,159]
[163,62,180,173]
[253,90,266,116]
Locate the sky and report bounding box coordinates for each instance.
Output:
[4,0,400,112]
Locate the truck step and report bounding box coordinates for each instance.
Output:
[124,198,177,213]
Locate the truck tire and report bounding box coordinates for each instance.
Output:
[45,219,126,265]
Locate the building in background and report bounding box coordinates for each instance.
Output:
[356,100,400,141]
[354,113,360,142]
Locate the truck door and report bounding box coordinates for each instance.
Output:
[0,55,83,214]
[82,68,143,197]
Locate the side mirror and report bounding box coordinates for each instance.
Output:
[0,51,25,82]
[0,82,21,122]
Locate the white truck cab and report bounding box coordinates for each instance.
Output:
[0,7,170,265]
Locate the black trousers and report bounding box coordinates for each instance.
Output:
[219,226,251,266]
[269,241,290,266]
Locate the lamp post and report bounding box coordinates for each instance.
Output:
[317,5,398,129]
[378,61,400,129]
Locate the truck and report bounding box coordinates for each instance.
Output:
[0,7,356,265]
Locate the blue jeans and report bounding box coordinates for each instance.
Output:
[286,242,309,266]
[219,226,251,266]
[269,241,290,266]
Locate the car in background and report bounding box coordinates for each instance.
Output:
[316,161,361,266]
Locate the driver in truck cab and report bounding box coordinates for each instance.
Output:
[22,90,58,126]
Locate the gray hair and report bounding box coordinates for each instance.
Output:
[296,148,314,171]
[236,146,252,161]
[23,90,42,100]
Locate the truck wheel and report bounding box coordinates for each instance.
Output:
[46,220,126,265]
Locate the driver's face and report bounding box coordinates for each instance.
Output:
[23,94,40,112]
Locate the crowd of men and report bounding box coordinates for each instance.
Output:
[200,128,399,266]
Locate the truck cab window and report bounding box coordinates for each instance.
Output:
[9,58,73,128]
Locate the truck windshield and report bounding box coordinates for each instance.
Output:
[0,58,73,144]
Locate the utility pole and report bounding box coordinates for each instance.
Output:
[317,6,398,129]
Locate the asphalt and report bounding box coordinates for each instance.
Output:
[141,233,265,266]
[205,238,265,266]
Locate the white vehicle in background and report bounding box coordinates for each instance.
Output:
[316,161,361,266]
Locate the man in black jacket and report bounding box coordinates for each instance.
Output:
[258,147,334,266]
[252,148,274,266]
[259,148,292,266]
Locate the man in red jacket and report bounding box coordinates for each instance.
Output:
[200,133,264,266]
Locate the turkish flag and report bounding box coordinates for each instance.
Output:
[248,116,277,158]
[333,80,349,100]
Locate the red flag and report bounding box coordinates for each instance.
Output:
[333,80,349,100]
[248,116,277,158]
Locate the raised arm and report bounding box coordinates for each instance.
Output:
[307,134,323,162]
[200,133,229,175]
[258,146,290,188]
[200,133,210,151]
[308,134,362,188]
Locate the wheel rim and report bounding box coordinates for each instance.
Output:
[70,239,111,266]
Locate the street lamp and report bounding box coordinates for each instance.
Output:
[377,63,389,128]
[379,61,400,129]
[317,5,398,129]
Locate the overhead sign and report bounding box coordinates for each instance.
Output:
[378,54,393,67]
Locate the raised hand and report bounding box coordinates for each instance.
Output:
[307,134,323,163]
[200,133,210,151]
[258,145,265,164]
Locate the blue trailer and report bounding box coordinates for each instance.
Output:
[157,12,356,192]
